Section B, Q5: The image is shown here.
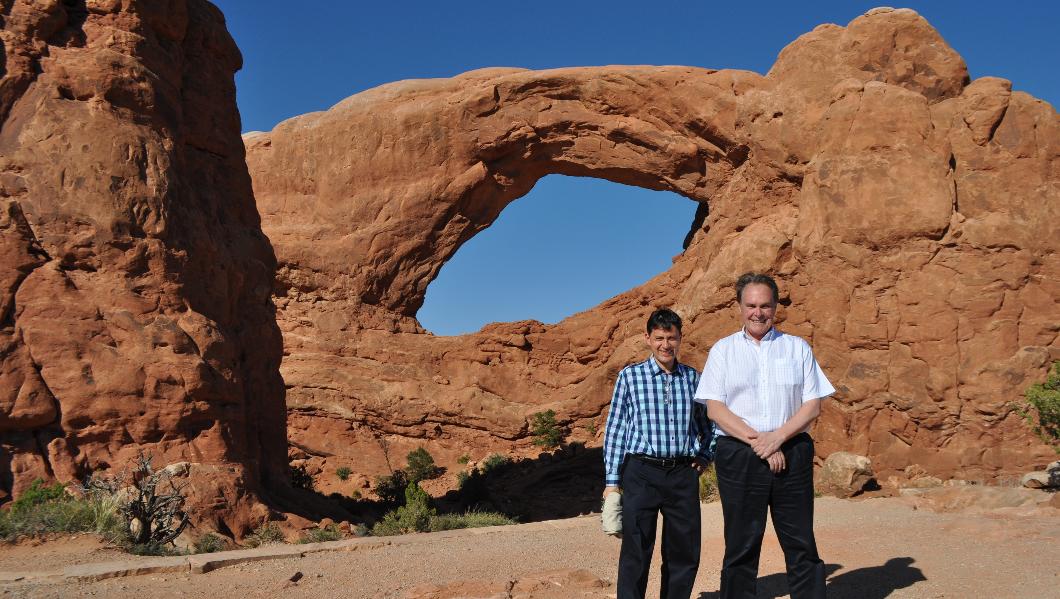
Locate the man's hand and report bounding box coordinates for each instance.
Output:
[750,430,785,458]
[765,451,786,474]
[692,457,711,474]
[603,485,620,498]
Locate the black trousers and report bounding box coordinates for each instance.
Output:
[715,433,826,599]
[618,456,701,599]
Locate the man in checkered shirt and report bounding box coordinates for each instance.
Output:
[603,308,715,599]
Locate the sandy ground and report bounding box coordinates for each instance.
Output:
[2,496,1058,599]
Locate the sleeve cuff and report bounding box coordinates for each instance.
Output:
[605,476,621,486]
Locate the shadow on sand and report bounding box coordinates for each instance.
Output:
[697,558,926,599]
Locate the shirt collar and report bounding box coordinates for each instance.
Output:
[647,355,679,376]
[741,326,777,343]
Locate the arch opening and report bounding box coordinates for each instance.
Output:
[416,174,701,336]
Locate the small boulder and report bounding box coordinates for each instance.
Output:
[1021,470,1060,489]
[817,452,874,498]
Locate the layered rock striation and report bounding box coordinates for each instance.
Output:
[246,8,1058,486]
[1,0,287,532]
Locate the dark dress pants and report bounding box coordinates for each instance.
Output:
[618,457,701,599]
[715,433,825,599]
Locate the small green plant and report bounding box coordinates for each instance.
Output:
[336,466,352,481]
[406,447,440,483]
[585,421,599,436]
[0,479,124,542]
[371,482,435,536]
[480,453,509,473]
[350,489,362,500]
[530,409,564,448]
[243,522,286,548]
[1020,361,1060,450]
[457,454,470,465]
[456,471,471,489]
[428,510,516,532]
[10,479,68,511]
[193,532,227,554]
[290,463,314,490]
[298,524,343,544]
[374,469,409,504]
[698,464,719,502]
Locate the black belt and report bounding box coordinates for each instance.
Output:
[630,454,694,468]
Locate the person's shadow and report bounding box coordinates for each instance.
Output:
[698,558,926,599]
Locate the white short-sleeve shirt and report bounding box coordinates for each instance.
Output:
[694,328,835,436]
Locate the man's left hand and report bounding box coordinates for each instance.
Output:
[750,430,785,458]
[692,457,711,474]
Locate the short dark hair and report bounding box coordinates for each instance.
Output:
[735,272,779,304]
[646,308,682,334]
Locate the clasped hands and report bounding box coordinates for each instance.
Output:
[747,430,786,474]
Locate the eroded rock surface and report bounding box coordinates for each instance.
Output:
[0,0,287,532]
[247,8,1058,489]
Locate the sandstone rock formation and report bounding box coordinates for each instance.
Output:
[1,0,287,533]
[246,7,1058,491]
[817,452,875,498]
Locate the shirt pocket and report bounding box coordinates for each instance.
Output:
[772,358,803,385]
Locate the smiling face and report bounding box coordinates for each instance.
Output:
[645,325,681,372]
[738,283,777,341]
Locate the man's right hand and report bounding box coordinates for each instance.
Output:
[603,485,620,498]
[765,451,786,474]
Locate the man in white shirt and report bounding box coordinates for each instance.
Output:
[694,273,834,599]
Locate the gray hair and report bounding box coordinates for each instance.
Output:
[735,272,779,304]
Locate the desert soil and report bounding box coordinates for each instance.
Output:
[2,496,1058,599]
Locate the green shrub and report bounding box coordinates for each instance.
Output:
[428,510,515,532]
[243,522,285,548]
[480,453,509,473]
[374,469,409,504]
[9,479,68,512]
[290,464,314,490]
[350,489,362,500]
[530,410,564,448]
[585,421,599,436]
[193,533,227,554]
[456,471,471,489]
[457,454,470,465]
[336,466,352,481]
[406,447,439,483]
[1021,361,1060,449]
[371,482,435,536]
[0,479,124,543]
[698,465,719,503]
[298,524,343,544]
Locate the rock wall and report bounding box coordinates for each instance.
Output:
[246,8,1058,489]
[1,0,287,533]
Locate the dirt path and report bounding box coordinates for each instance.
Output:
[3,496,1058,598]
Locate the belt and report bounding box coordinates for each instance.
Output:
[630,454,694,469]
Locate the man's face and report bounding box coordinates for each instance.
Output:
[645,326,681,370]
[739,283,777,340]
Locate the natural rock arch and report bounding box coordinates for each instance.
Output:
[246,8,1058,493]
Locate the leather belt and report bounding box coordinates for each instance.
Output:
[631,454,694,469]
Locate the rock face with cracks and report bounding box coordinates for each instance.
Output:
[247,7,1058,487]
[0,0,287,534]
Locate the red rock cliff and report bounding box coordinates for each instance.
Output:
[1,0,287,533]
[246,8,1058,489]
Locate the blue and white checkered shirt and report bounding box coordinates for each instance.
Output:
[603,355,715,487]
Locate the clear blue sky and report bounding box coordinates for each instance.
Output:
[213,1,1058,335]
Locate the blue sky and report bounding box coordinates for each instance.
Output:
[213,1,1058,335]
